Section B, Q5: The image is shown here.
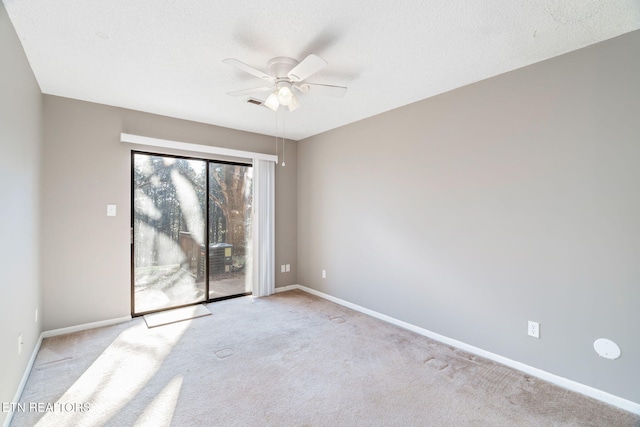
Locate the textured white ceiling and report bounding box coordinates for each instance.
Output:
[3,0,640,140]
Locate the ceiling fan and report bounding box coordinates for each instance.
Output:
[223,54,347,112]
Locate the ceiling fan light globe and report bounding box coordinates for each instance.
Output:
[288,94,300,112]
[298,84,310,93]
[264,92,280,111]
[277,86,293,106]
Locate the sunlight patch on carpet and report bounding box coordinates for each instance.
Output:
[133,375,183,427]
[34,321,189,427]
[144,304,211,328]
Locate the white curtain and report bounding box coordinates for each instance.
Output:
[251,159,275,297]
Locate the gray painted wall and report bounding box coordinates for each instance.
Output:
[0,4,42,425]
[298,30,640,403]
[41,96,297,330]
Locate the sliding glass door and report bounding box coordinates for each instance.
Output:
[208,162,253,299]
[131,152,252,315]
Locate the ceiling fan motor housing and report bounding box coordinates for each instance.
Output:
[268,57,299,79]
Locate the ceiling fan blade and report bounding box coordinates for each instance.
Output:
[223,58,274,81]
[287,54,327,82]
[227,86,274,96]
[299,83,347,97]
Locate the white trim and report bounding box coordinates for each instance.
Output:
[3,334,44,427]
[280,284,640,415]
[121,133,277,162]
[275,285,298,293]
[41,315,132,338]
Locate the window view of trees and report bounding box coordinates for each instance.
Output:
[209,163,252,263]
[208,162,253,299]
[132,153,252,314]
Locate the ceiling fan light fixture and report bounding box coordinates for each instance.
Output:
[264,92,279,111]
[224,54,347,112]
[288,94,299,112]
[298,83,310,94]
[276,83,293,106]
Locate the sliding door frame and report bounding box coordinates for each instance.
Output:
[130,150,252,317]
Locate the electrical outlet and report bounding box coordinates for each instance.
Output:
[528,321,540,338]
[18,334,23,355]
[322,269,326,279]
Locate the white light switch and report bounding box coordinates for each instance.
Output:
[281,265,286,273]
[107,205,117,217]
[286,264,291,272]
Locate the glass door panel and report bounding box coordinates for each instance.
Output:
[132,153,207,314]
[208,162,253,299]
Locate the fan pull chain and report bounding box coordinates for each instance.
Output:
[281,111,286,167]
[274,109,279,164]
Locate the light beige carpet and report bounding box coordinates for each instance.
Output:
[10,290,640,427]
[143,304,211,328]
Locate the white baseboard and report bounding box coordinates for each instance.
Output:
[2,333,44,427]
[41,315,132,338]
[274,285,298,294]
[282,284,640,415]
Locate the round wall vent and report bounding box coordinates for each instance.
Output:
[593,338,621,360]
